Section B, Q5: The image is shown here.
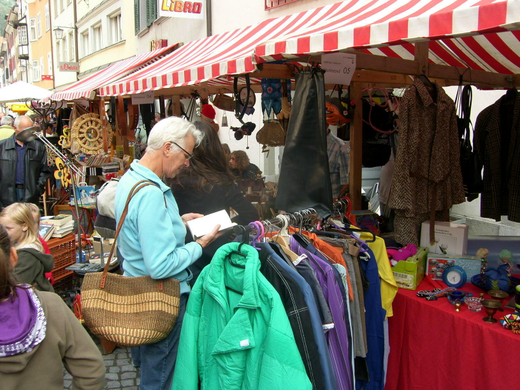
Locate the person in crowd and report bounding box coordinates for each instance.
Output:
[0,224,106,390]
[221,143,231,160]
[0,203,54,292]
[0,115,52,208]
[114,116,221,390]
[170,121,259,284]
[325,97,350,199]
[200,104,219,132]
[229,150,262,180]
[0,115,15,140]
[25,202,54,284]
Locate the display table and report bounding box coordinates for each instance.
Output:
[386,278,520,390]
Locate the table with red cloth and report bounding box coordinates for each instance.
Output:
[386,277,520,390]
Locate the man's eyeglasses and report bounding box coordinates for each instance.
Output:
[170,142,193,160]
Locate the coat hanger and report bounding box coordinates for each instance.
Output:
[227,225,248,269]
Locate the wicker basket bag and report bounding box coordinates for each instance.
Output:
[81,180,180,347]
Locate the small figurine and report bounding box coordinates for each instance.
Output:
[499,249,514,277]
[476,248,489,274]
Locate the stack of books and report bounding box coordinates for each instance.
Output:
[38,223,55,241]
[40,214,75,238]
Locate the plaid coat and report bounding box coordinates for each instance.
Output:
[474,92,520,222]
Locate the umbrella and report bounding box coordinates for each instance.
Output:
[0,81,52,103]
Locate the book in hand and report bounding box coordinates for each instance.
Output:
[40,214,73,227]
[39,224,55,241]
[186,209,237,240]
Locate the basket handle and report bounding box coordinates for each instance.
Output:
[99,179,159,288]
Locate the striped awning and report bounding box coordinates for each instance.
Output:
[50,45,177,101]
[255,0,520,75]
[100,0,520,97]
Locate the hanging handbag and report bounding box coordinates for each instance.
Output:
[81,180,181,347]
[212,93,236,112]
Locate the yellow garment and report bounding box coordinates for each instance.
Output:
[0,126,14,140]
[361,233,398,317]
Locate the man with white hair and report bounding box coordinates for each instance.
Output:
[0,115,52,208]
[0,115,15,140]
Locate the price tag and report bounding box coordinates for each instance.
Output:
[322,53,357,85]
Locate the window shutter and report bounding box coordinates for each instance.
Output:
[134,0,140,35]
[146,0,157,28]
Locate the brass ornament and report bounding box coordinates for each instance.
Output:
[71,113,113,154]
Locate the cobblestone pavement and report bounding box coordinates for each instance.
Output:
[63,334,140,390]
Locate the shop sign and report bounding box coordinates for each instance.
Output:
[59,62,80,72]
[150,39,168,51]
[158,0,205,20]
[131,92,155,105]
[42,75,53,81]
[322,53,357,86]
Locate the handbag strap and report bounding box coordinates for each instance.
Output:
[99,179,159,288]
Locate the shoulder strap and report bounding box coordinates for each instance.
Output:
[99,179,159,288]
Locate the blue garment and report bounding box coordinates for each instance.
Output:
[114,160,202,295]
[290,239,353,390]
[258,242,338,390]
[15,142,26,185]
[355,247,386,390]
[15,188,24,202]
[131,293,188,390]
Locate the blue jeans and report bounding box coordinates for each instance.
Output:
[15,188,24,202]
[131,293,188,390]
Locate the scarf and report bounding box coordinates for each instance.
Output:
[0,286,47,357]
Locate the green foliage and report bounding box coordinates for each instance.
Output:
[0,0,18,36]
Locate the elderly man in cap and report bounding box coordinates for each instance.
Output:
[0,115,52,208]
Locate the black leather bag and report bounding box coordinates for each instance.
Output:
[456,85,483,202]
[275,68,332,217]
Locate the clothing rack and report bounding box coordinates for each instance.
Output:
[232,207,319,236]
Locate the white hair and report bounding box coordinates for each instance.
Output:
[1,116,13,126]
[146,116,203,153]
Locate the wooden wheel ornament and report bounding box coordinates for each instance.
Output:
[71,113,113,154]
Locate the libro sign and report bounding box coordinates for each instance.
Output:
[158,0,205,19]
[59,62,79,72]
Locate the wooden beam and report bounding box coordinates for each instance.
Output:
[255,63,294,79]
[349,82,364,211]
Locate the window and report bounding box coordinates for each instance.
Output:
[68,31,75,61]
[134,0,157,35]
[47,52,52,76]
[40,57,45,75]
[45,4,50,31]
[81,30,89,57]
[265,0,301,10]
[29,18,37,41]
[108,12,122,45]
[60,0,65,13]
[54,0,59,16]
[62,37,67,63]
[32,60,41,82]
[56,40,61,62]
[92,23,102,52]
[37,14,42,38]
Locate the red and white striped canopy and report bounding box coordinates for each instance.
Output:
[100,0,520,97]
[50,45,177,101]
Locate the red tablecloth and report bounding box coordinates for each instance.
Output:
[386,278,520,390]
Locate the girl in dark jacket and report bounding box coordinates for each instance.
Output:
[0,203,54,292]
[170,121,259,284]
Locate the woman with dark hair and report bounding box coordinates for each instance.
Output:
[0,224,105,389]
[170,121,259,284]
[229,150,262,180]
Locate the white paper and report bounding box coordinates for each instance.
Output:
[186,209,237,239]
